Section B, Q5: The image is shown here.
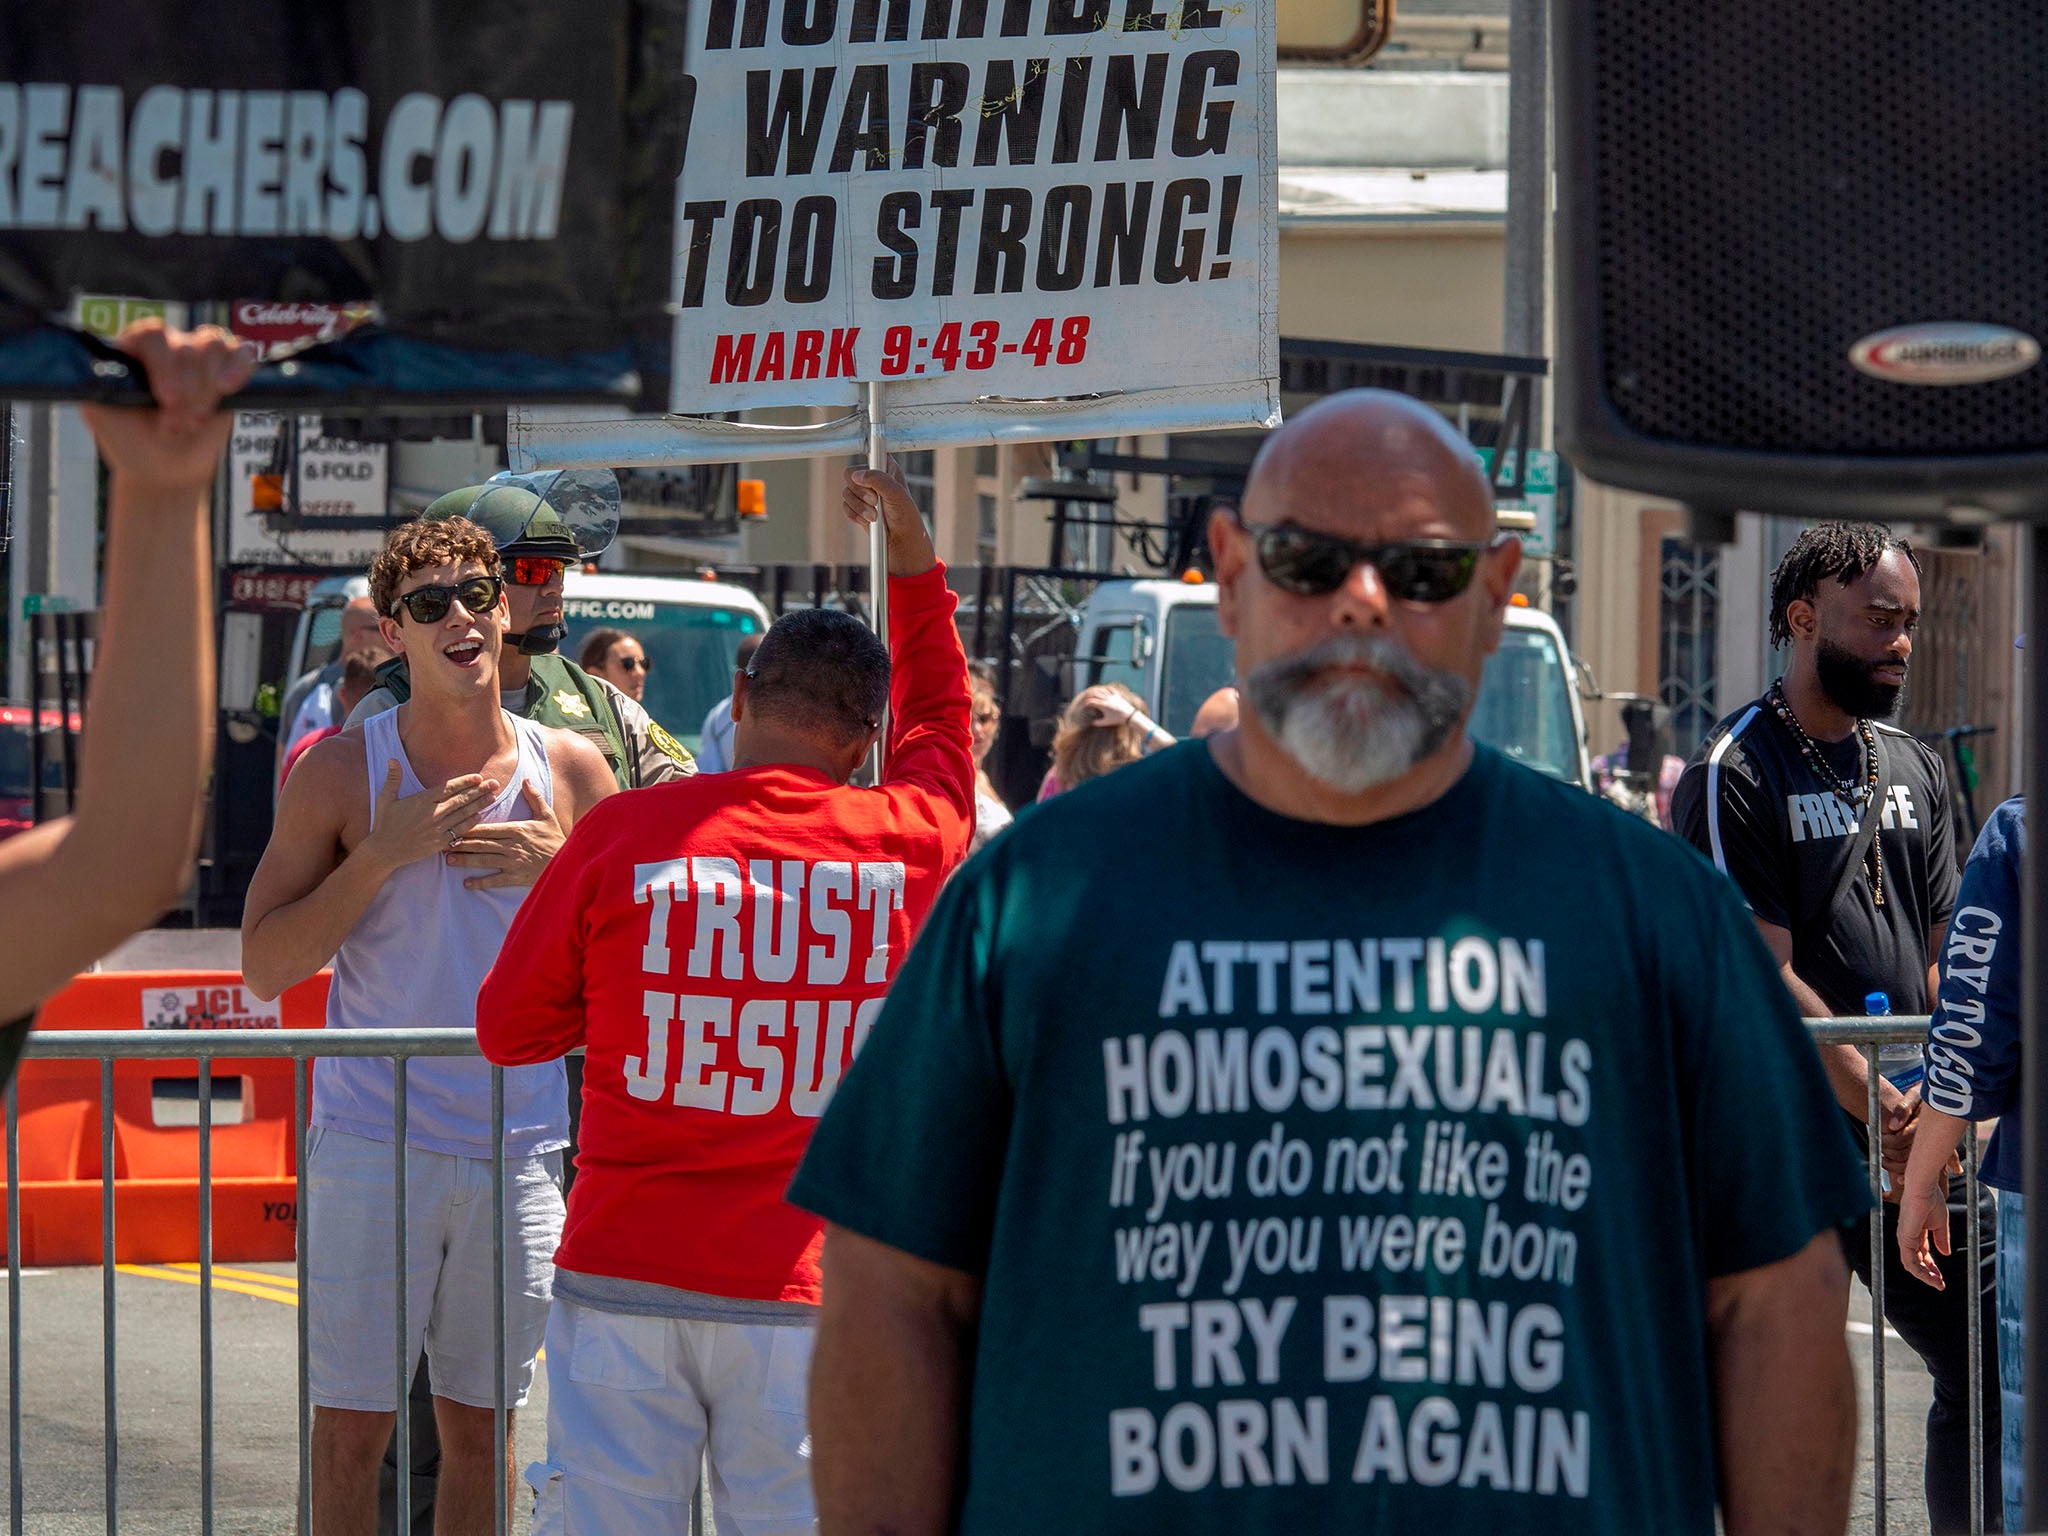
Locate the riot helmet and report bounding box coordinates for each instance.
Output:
[420,469,621,654]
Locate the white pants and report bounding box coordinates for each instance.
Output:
[302,1126,564,1412]
[527,1299,817,1536]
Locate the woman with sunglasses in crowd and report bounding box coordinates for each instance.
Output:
[578,627,651,704]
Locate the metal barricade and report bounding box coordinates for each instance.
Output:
[1811,1017,1992,1536]
[5,1028,504,1536]
[0,1018,1993,1534]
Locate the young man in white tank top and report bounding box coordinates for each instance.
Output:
[242,517,616,1536]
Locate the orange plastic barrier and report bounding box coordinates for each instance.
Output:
[1,971,330,1267]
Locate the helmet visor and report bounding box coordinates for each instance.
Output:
[484,468,621,558]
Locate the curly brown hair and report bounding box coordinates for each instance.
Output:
[368,517,501,617]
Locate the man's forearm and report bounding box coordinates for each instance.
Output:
[1817,1041,1884,1121]
[1779,960,1886,1121]
[80,477,215,889]
[882,511,937,578]
[813,1306,969,1535]
[474,980,584,1066]
[1901,1106,1969,1194]
[881,571,974,805]
[243,848,394,1001]
[813,1231,977,1536]
[1710,1233,1856,1536]
[0,480,212,1018]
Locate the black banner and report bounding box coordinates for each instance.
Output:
[0,0,690,407]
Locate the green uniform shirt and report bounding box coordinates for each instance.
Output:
[791,742,1870,1536]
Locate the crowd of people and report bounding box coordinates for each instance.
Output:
[13,324,2036,1536]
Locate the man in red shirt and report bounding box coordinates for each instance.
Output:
[477,461,973,1534]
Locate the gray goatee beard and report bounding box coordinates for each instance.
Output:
[1243,633,1474,793]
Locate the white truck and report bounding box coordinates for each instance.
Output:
[286,570,770,757]
[1073,578,1592,790]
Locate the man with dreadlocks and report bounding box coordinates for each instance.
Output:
[1673,520,1996,1534]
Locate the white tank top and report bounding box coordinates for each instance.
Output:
[313,707,569,1158]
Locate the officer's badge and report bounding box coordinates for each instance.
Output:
[554,690,592,719]
[647,719,693,766]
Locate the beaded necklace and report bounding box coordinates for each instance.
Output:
[1766,680,1884,907]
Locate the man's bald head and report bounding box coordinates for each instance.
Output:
[340,594,384,660]
[1242,390,1495,543]
[1208,388,1521,804]
[1190,686,1240,739]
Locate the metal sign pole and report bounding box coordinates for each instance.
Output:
[866,381,888,783]
[2023,521,2048,1532]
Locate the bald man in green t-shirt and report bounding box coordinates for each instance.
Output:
[793,391,1871,1536]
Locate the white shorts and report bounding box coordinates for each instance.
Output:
[527,1300,817,1536]
[301,1125,564,1413]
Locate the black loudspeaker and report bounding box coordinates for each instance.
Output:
[1555,2,2048,524]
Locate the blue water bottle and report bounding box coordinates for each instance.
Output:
[1869,990,1924,1093]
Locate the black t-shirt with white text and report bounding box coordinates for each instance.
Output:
[1671,698,1958,1015]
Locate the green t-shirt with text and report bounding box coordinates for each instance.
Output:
[791,742,1870,1536]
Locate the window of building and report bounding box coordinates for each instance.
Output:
[977,494,998,566]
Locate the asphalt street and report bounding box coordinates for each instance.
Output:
[0,1261,547,1535]
[1848,1280,1943,1536]
[0,1258,1956,1535]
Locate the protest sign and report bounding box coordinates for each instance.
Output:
[510,0,1279,467]
[0,0,689,407]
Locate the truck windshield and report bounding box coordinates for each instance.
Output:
[300,603,349,676]
[1469,627,1582,785]
[0,717,67,805]
[1160,604,1236,738]
[561,600,764,753]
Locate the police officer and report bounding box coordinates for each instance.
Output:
[351,471,694,789]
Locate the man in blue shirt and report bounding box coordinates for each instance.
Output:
[694,632,761,772]
[1901,795,2026,1530]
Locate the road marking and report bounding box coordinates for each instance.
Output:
[117,1263,298,1308]
[165,1261,297,1290]
[112,1265,548,1363]
[1847,1320,1906,1342]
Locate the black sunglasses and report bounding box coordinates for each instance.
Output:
[390,574,504,625]
[1240,521,1502,603]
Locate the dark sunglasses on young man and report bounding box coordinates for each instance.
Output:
[509,556,571,586]
[1239,520,1504,603]
[615,656,651,673]
[390,574,505,625]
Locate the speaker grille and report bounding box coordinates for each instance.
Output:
[1591,2,2048,456]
